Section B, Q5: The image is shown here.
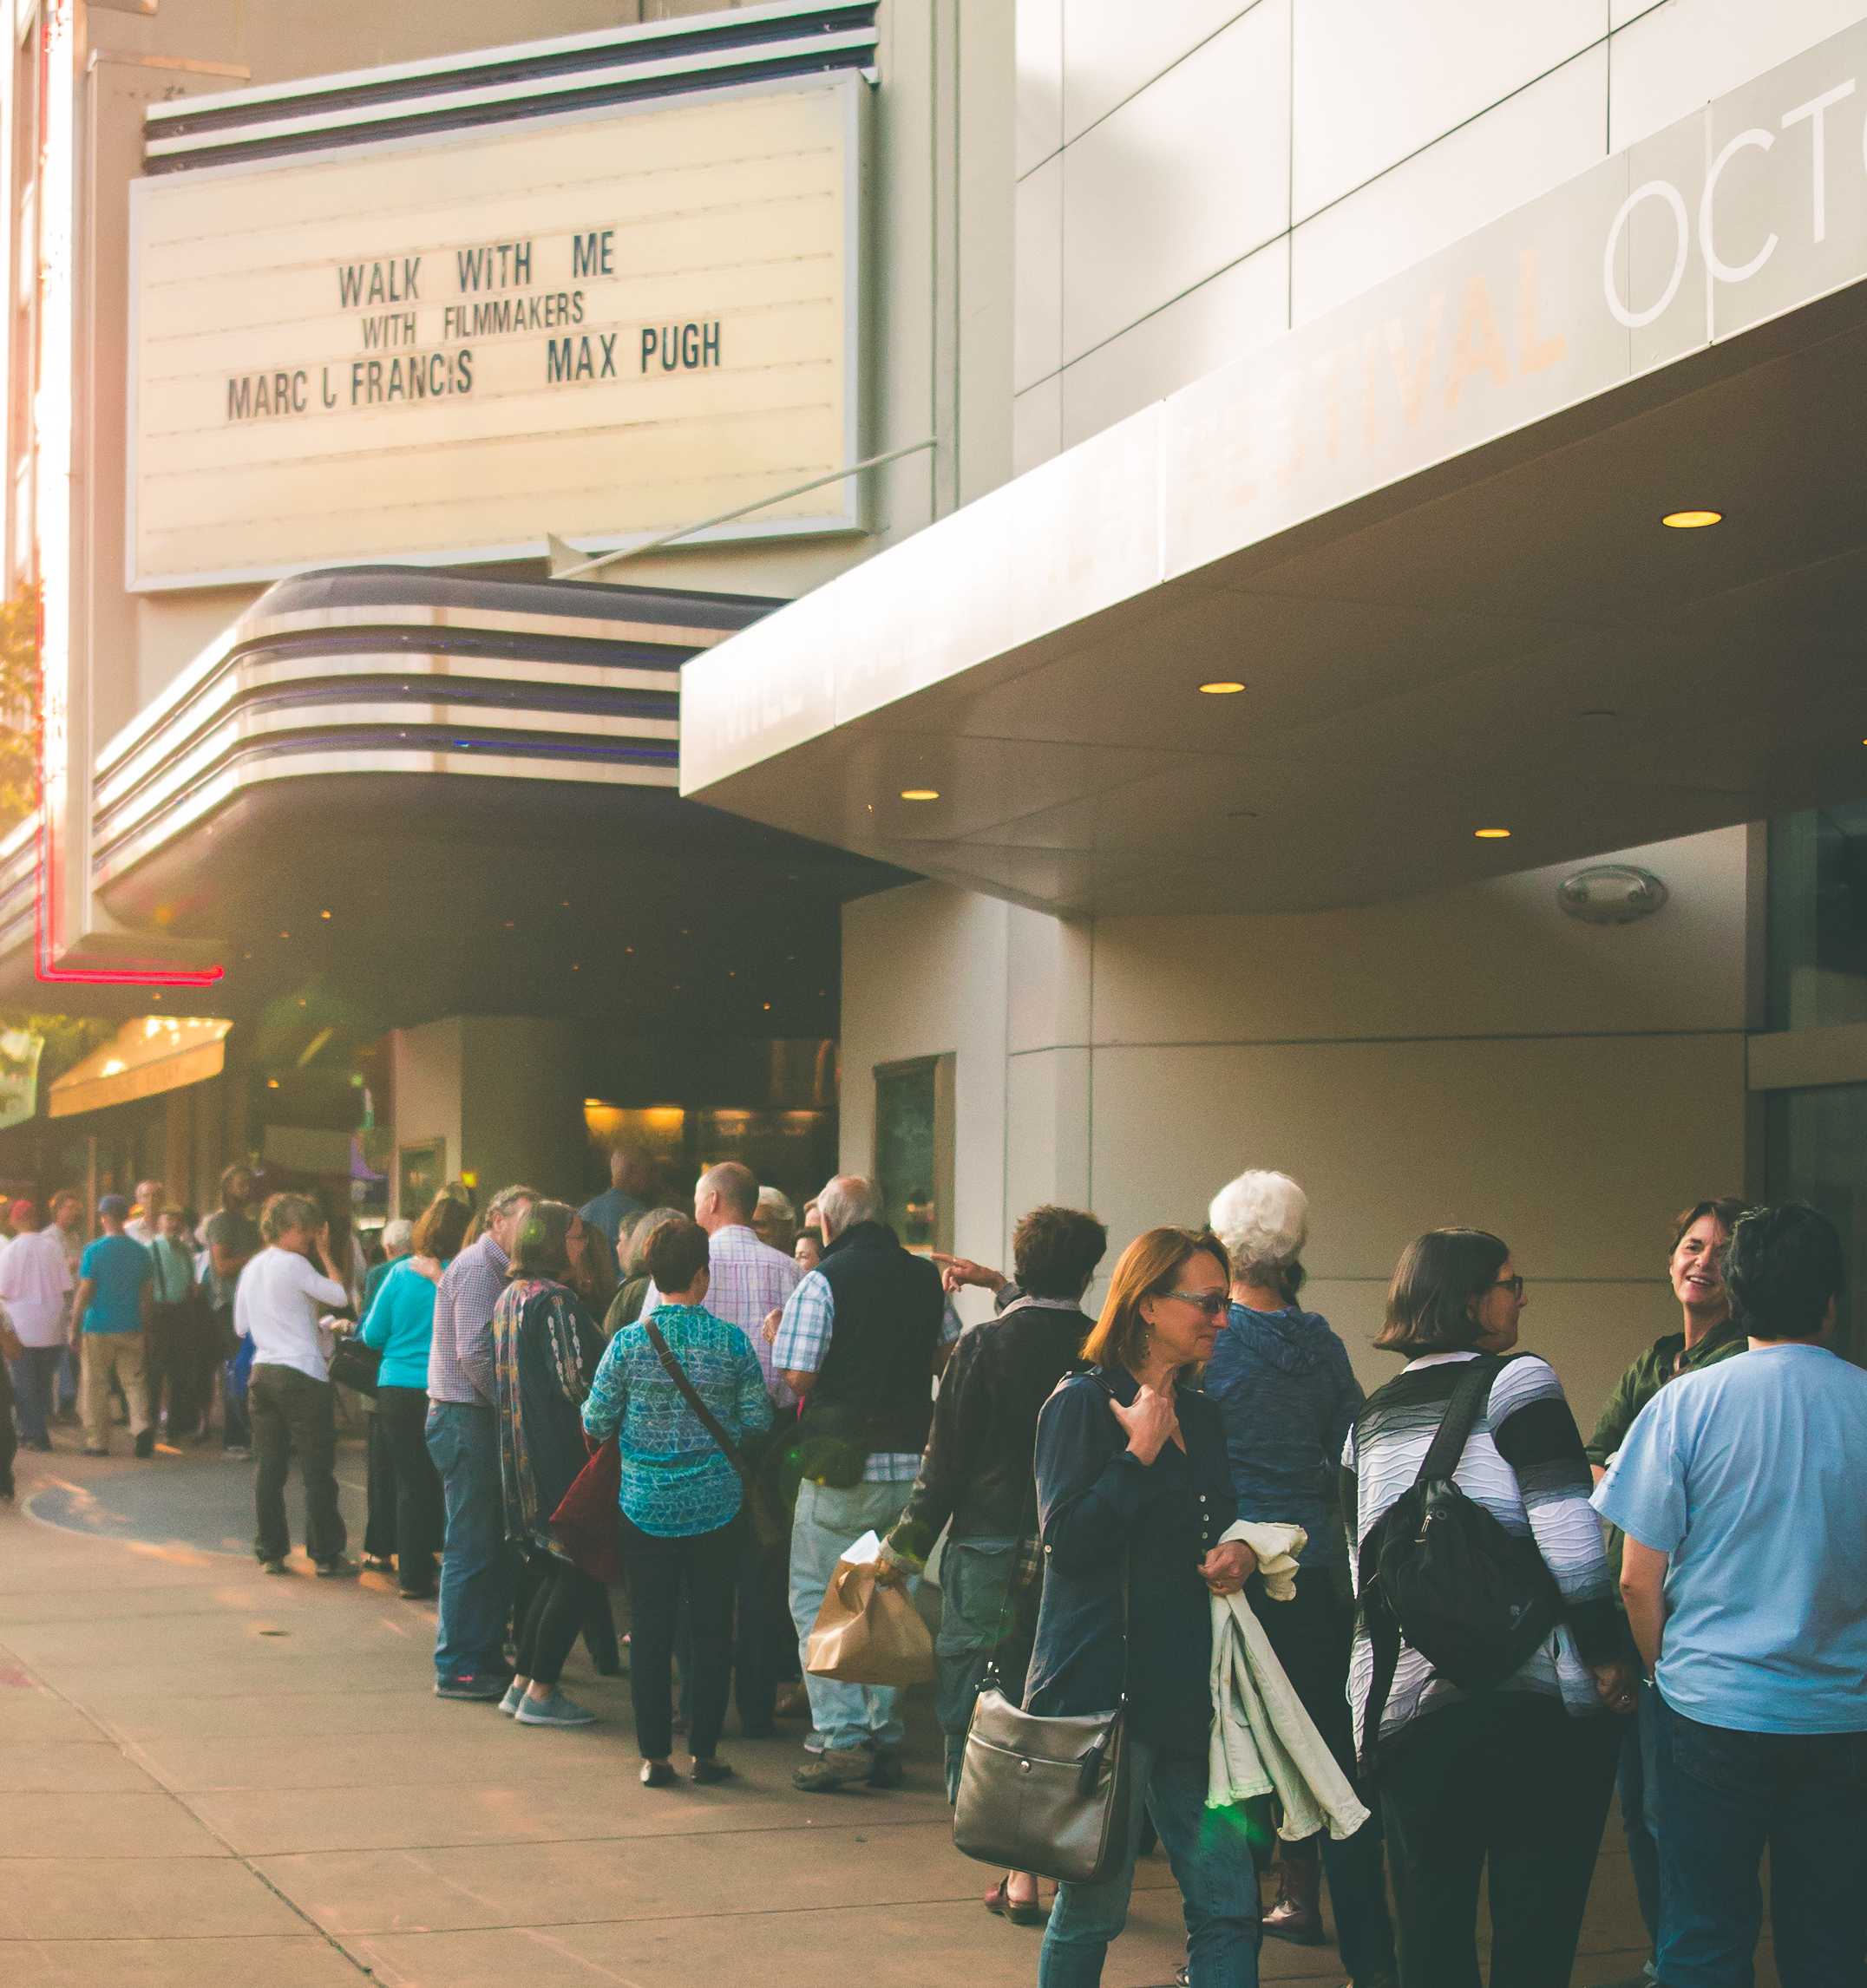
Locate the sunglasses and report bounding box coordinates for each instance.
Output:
[1163,1288,1230,1316]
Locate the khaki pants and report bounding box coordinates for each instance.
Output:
[81,1332,150,1450]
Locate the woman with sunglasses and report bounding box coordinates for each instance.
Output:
[1346,1229,1634,1988]
[1025,1226,1261,1988]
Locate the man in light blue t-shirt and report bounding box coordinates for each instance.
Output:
[71,1194,154,1460]
[1593,1202,1867,1988]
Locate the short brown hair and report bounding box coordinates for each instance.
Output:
[1012,1205,1108,1299]
[1375,1229,1510,1356]
[259,1193,322,1245]
[1081,1227,1229,1372]
[410,1193,471,1262]
[1670,1198,1751,1253]
[645,1216,711,1295]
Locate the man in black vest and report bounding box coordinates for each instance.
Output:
[774,1174,955,1791]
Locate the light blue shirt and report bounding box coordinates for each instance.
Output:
[1592,1343,1867,1735]
[360,1256,446,1391]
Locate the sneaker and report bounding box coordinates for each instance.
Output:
[436,1671,513,1702]
[223,1447,252,1461]
[314,1556,359,1578]
[498,1682,525,1717]
[261,1558,290,1576]
[866,1746,903,1789]
[792,1745,876,1791]
[514,1688,596,1728]
[133,1429,155,1459]
[29,1437,52,1453]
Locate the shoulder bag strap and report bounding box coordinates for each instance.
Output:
[1413,1354,1502,1485]
[642,1317,753,1488]
[1354,1355,1500,1774]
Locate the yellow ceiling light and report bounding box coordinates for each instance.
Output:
[1475,827,1512,839]
[900,788,940,801]
[1199,680,1246,694]
[1661,509,1722,528]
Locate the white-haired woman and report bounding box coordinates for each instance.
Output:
[1204,1172,1396,1987]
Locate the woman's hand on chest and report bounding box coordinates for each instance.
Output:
[1108,1382,1182,1464]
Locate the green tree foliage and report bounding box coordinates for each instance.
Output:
[0,585,38,834]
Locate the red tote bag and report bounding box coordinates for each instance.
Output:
[550,1434,623,1586]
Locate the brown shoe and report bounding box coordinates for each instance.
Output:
[1261,1846,1324,1945]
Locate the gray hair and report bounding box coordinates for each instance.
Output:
[1209,1171,1309,1294]
[757,1186,796,1226]
[626,1207,687,1278]
[816,1174,875,1239]
[381,1219,413,1257]
[486,1184,540,1223]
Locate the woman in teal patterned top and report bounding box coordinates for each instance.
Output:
[584,1215,771,1786]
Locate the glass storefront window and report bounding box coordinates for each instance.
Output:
[1765,1083,1867,1365]
[874,1055,953,1256]
[1766,803,1867,1030]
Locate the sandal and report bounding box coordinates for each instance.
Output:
[983,1876,1050,1927]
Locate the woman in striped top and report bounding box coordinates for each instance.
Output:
[1343,1229,1636,1988]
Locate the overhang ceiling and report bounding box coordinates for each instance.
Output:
[681,20,1867,917]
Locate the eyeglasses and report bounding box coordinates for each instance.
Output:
[1163,1289,1230,1316]
[1491,1276,1524,1297]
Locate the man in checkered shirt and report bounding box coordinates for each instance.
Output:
[773,1174,960,1791]
[639,1161,802,1736]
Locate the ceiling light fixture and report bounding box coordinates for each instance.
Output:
[1661,509,1722,528]
[900,788,940,801]
[1199,680,1246,695]
[1475,827,1511,839]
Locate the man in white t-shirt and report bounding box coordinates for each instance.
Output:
[235,1193,354,1577]
[2,1212,75,1450]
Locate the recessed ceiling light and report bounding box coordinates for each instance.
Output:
[900,788,940,801]
[1199,681,1246,695]
[1661,509,1722,528]
[1475,827,1511,839]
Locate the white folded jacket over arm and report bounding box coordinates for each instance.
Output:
[1206,1520,1371,1841]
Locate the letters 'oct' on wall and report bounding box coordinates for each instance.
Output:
[126,73,864,591]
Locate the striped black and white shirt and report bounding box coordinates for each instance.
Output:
[1342,1350,1620,1750]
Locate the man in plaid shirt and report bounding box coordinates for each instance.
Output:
[640,1161,801,1734]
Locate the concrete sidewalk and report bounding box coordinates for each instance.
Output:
[1,1437,1726,1988]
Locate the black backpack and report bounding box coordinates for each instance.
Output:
[1355,1355,1564,1773]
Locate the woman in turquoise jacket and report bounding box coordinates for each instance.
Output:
[361,1193,470,1598]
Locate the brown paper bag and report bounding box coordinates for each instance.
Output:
[804,1557,936,1686]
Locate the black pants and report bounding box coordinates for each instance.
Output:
[249,1364,346,1564]
[620,1511,740,1762]
[1248,1566,1395,1979]
[363,1406,398,1560]
[377,1385,444,1588]
[146,1300,205,1438]
[0,1357,16,1497]
[1379,1690,1623,1988]
[514,1549,604,1688]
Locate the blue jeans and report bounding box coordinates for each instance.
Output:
[1618,1680,1661,1981]
[425,1400,516,1680]
[1039,1740,1261,1988]
[9,1346,63,1444]
[788,1476,914,1750]
[1653,1690,1867,1987]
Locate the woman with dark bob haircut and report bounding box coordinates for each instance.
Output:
[1025,1226,1261,1987]
[491,1200,608,1727]
[1347,1228,1636,1988]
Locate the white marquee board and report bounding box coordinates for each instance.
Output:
[128,73,864,590]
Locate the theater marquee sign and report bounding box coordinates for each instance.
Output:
[127,75,863,590]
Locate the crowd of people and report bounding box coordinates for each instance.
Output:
[3,1149,1862,1988]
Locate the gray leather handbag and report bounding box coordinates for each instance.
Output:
[952,1516,1132,1887]
[952,1682,1132,1885]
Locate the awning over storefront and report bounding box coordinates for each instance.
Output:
[49,1016,232,1118]
[683,18,1867,917]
